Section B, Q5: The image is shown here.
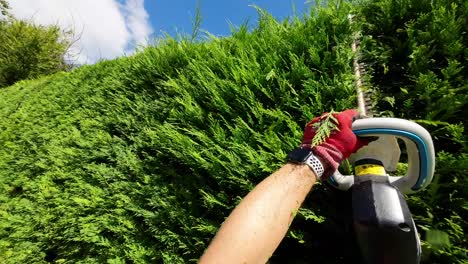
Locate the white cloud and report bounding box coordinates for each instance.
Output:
[7,0,153,64]
[123,0,152,47]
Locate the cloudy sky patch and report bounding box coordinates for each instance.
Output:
[8,0,153,64]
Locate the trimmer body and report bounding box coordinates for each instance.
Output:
[329,117,435,264]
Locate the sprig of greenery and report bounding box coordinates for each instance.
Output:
[311,110,340,146]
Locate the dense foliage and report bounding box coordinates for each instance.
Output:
[0,0,466,263]
[0,2,72,88]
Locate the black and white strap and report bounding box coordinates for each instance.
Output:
[305,154,324,179]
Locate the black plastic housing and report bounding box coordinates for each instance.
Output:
[352,175,421,264]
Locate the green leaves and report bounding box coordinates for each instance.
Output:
[0,19,72,88]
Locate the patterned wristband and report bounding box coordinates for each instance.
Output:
[305,153,324,179]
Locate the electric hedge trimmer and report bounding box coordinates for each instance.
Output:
[328,15,436,264]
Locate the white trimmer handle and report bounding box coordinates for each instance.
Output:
[329,118,435,194]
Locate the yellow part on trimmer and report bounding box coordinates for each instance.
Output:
[355,164,386,176]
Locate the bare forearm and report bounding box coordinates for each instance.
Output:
[199,163,317,264]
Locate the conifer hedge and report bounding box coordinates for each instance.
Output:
[0,0,466,263]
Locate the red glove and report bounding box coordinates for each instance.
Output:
[301,109,373,179]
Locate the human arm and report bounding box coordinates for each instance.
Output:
[199,109,372,264]
[198,163,320,264]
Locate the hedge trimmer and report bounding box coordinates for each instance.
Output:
[327,15,436,264]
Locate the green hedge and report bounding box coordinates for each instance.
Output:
[0,0,466,263]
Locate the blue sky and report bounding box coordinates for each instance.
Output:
[8,0,314,64]
[146,1,312,38]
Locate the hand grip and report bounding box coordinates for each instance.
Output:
[329,118,435,194]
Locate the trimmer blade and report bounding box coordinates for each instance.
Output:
[349,15,373,118]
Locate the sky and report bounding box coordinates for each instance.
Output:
[7,0,314,64]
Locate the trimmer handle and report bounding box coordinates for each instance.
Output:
[329,118,435,194]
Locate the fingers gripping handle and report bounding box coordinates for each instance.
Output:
[329,118,435,194]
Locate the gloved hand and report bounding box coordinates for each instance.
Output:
[300,109,374,179]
